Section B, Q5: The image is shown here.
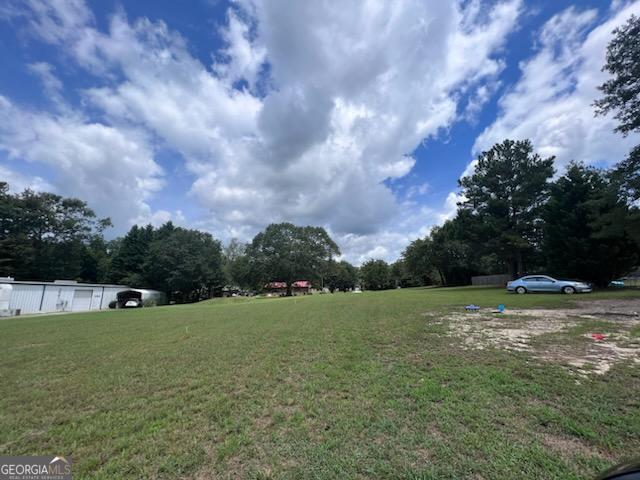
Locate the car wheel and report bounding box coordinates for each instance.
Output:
[516,286,527,294]
[563,286,576,294]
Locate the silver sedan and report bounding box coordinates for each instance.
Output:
[506,275,592,294]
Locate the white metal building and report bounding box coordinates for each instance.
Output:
[0,278,142,315]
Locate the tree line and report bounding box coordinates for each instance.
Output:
[400,141,639,287]
[0,194,359,300]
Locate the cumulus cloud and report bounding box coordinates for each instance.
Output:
[213,9,266,89]
[0,96,164,231]
[131,208,186,228]
[0,164,53,193]
[335,191,466,263]
[2,0,524,260]
[474,2,640,170]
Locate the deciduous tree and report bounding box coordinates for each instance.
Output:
[247,223,339,295]
[360,259,392,290]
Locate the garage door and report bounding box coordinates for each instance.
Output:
[71,289,93,312]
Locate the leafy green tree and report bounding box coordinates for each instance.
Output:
[402,237,435,285]
[0,183,111,281]
[143,227,224,301]
[107,224,155,286]
[81,237,112,283]
[543,163,639,286]
[459,139,554,278]
[611,146,640,203]
[222,238,253,288]
[389,259,423,288]
[247,223,340,295]
[360,259,392,290]
[403,211,488,286]
[595,15,640,136]
[325,260,358,291]
[429,219,478,285]
[595,14,640,207]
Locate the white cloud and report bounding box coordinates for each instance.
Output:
[131,208,186,228]
[464,81,501,123]
[335,191,466,264]
[474,2,640,171]
[0,164,53,193]
[21,0,93,44]
[406,182,430,198]
[3,0,523,260]
[0,96,165,232]
[27,62,69,113]
[213,9,266,89]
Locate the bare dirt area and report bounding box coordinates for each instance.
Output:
[438,299,640,377]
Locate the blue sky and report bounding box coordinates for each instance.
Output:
[1,0,639,263]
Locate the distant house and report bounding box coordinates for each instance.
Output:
[265,282,287,296]
[292,280,311,295]
[265,280,312,296]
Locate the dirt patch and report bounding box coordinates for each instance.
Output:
[540,432,607,460]
[438,299,640,376]
[561,336,640,375]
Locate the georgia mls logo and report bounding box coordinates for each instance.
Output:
[0,455,72,480]
[48,457,71,475]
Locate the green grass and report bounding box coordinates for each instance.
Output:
[1,286,639,479]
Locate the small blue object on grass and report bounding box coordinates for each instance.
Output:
[497,304,505,313]
[465,304,480,311]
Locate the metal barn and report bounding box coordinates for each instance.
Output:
[0,278,163,316]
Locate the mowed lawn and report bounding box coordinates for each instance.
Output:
[1,287,639,479]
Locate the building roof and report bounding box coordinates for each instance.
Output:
[0,277,129,288]
[265,280,311,289]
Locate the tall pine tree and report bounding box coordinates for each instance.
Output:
[459,139,554,278]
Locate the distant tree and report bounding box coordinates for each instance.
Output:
[360,259,392,290]
[247,223,340,295]
[429,219,478,285]
[0,182,23,275]
[0,183,111,281]
[388,259,422,288]
[80,236,112,284]
[402,237,435,285]
[107,224,155,286]
[222,238,252,288]
[389,260,402,287]
[543,163,639,286]
[459,139,554,278]
[143,227,224,301]
[402,212,487,287]
[325,260,358,292]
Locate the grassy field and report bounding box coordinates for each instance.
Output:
[1,286,639,479]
